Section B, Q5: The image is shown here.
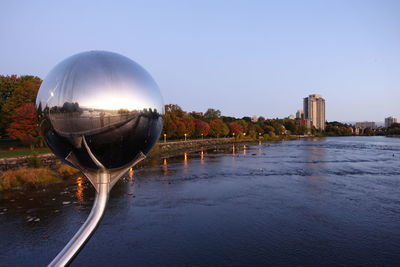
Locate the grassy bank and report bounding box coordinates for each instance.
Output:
[0,148,50,158]
[0,164,80,191]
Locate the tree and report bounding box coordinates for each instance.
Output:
[283,119,296,133]
[7,103,40,149]
[237,120,248,134]
[247,124,260,138]
[229,122,243,136]
[163,104,195,139]
[194,119,210,137]
[183,116,195,137]
[163,113,177,138]
[175,120,187,137]
[241,116,251,123]
[264,125,275,135]
[1,76,42,137]
[221,116,236,123]
[295,125,308,135]
[0,75,19,108]
[165,104,185,118]
[209,119,229,137]
[204,108,221,121]
[364,127,374,136]
[324,121,353,136]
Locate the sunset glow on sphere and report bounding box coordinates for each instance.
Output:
[36,51,164,170]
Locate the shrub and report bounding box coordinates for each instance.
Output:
[0,168,60,190]
[57,164,80,178]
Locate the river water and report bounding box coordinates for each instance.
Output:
[0,136,399,266]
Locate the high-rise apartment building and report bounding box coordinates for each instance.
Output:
[385,116,397,128]
[303,94,325,130]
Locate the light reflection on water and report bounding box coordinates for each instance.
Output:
[162,158,168,176]
[183,152,188,170]
[75,176,84,204]
[128,168,134,184]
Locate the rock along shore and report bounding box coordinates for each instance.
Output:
[0,138,237,171]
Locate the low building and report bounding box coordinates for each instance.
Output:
[296,110,304,119]
[385,116,397,128]
[355,121,376,129]
[296,119,308,126]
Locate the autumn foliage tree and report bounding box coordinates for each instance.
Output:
[0,75,42,137]
[209,119,229,137]
[162,104,196,139]
[229,122,243,136]
[7,103,40,149]
[194,119,210,137]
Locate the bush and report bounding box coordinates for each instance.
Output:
[0,168,60,190]
[57,164,80,178]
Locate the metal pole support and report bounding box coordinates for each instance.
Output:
[48,171,110,267]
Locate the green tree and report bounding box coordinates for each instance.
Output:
[283,119,296,133]
[364,127,374,136]
[209,119,229,137]
[264,125,275,135]
[204,108,221,121]
[295,125,308,135]
[387,123,400,135]
[257,116,265,124]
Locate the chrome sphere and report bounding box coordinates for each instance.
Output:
[36,51,164,170]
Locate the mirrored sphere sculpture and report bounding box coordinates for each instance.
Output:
[36,51,164,266]
[36,50,164,189]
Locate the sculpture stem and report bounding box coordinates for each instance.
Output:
[48,172,110,267]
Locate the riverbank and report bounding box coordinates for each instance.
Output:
[0,136,298,191]
[0,164,78,191]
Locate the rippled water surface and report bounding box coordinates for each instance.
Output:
[1,136,400,266]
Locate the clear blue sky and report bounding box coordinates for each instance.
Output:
[0,0,399,122]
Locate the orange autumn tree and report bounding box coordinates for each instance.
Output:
[194,119,210,137]
[228,122,244,136]
[7,103,40,149]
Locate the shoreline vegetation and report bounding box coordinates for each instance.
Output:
[0,135,298,192]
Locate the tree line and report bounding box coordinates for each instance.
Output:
[1,75,398,148]
[163,104,310,140]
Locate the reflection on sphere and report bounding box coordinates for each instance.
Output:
[36,51,164,171]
